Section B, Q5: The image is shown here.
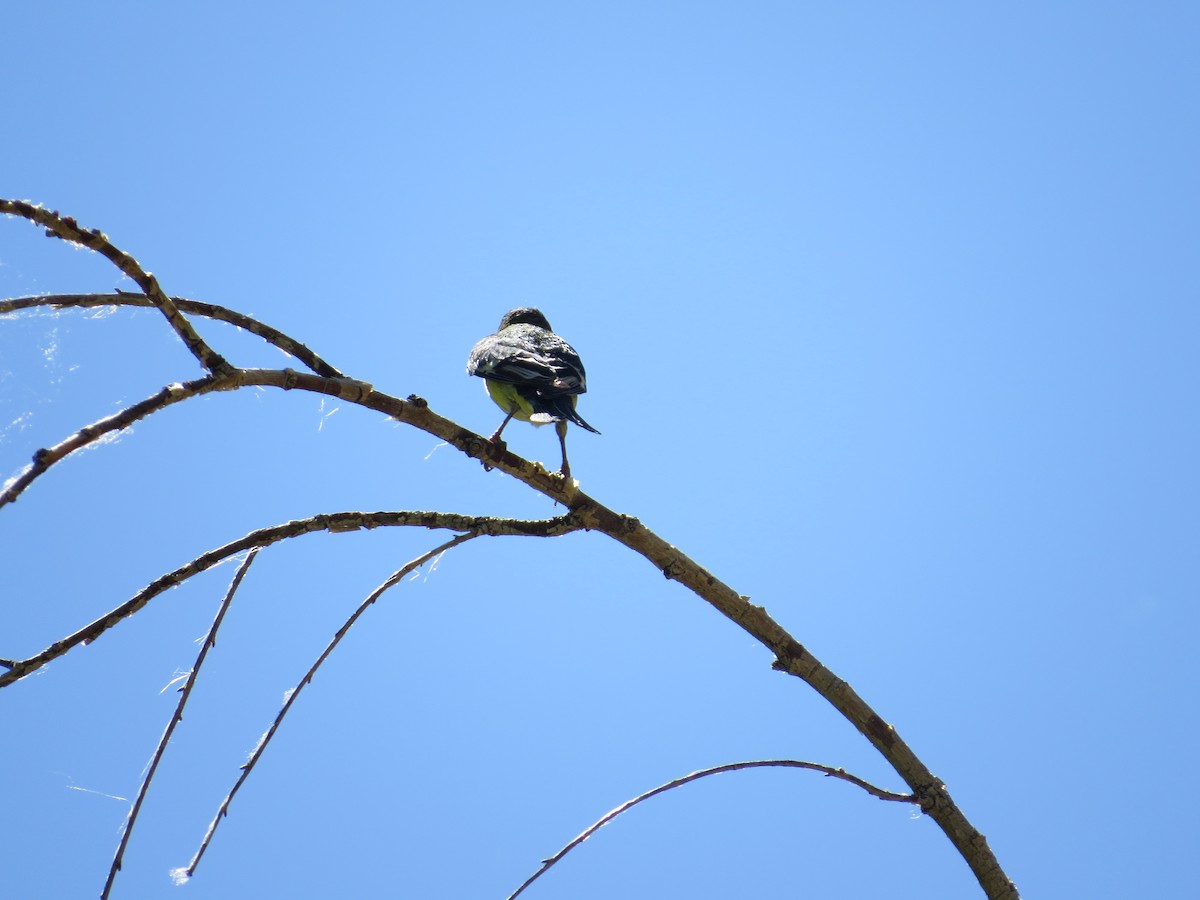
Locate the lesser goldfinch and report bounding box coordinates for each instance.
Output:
[467,307,599,477]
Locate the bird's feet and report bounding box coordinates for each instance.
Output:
[481,435,507,472]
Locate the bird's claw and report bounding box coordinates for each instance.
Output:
[480,435,507,472]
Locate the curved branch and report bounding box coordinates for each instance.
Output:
[1,374,221,509]
[0,360,1019,896]
[508,759,917,900]
[0,293,344,378]
[580,517,1020,898]
[0,367,527,510]
[0,200,231,375]
[0,370,367,510]
[179,531,482,882]
[102,550,260,900]
[0,511,582,687]
[0,268,1018,894]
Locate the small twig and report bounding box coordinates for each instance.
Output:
[178,532,480,880]
[0,368,384,510]
[0,200,231,375]
[508,759,917,900]
[0,374,223,509]
[101,550,259,900]
[0,293,344,378]
[0,512,580,688]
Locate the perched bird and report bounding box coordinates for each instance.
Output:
[467,307,599,477]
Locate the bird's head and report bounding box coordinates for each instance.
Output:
[498,307,552,331]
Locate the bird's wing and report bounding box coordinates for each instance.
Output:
[468,328,587,395]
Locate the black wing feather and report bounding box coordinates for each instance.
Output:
[467,319,599,433]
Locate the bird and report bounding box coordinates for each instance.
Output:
[466,307,599,477]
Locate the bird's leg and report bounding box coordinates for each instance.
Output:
[481,407,517,472]
[489,407,517,444]
[555,419,571,478]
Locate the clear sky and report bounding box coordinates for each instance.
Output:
[3,3,1198,898]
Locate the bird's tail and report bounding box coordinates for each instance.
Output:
[566,407,601,434]
[541,396,600,434]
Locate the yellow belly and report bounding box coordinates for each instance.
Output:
[485,379,572,426]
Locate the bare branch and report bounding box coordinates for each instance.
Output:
[219,368,594,498]
[0,355,1018,895]
[180,531,480,880]
[0,293,345,378]
[0,212,1019,897]
[0,347,583,511]
[0,365,569,511]
[0,512,581,687]
[0,374,222,509]
[508,759,917,900]
[0,200,231,375]
[101,550,260,900]
[0,371,380,510]
[586,516,1020,897]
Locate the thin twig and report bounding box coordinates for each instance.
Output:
[0,512,580,687]
[178,532,480,880]
[506,759,915,900]
[0,293,344,378]
[0,374,223,509]
[0,368,384,510]
[101,550,260,900]
[0,200,231,375]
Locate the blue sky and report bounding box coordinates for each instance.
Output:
[3,3,1198,898]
